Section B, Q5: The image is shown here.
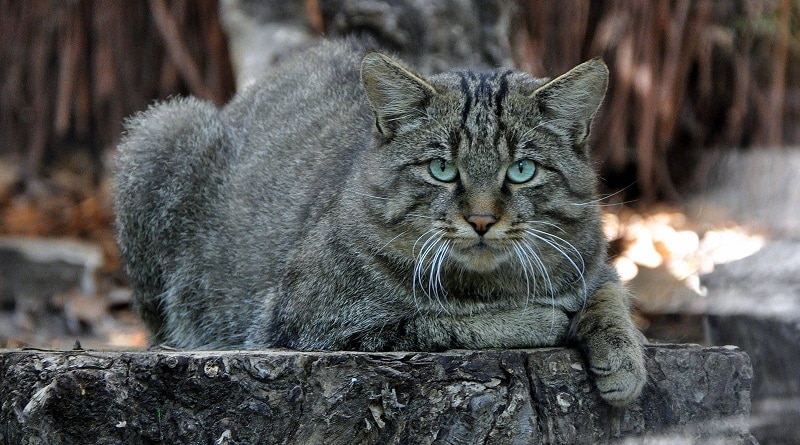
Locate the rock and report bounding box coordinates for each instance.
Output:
[629,240,800,444]
[0,237,104,346]
[219,0,517,90]
[0,236,102,312]
[318,0,517,74]
[0,345,755,444]
[653,148,800,444]
[687,148,800,238]
[219,0,316,89]
[701,240,800,445]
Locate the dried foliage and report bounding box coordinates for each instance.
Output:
[0,0,797,234]
[0,0,234,182]
[516,0,800,201]
[0,0,235,290]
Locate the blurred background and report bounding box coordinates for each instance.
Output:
[0,1,798,442]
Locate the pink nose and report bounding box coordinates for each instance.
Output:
[466,214,497,236]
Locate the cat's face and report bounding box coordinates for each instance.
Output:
[359,53,608,290]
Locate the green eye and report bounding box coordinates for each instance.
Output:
[506,159,537,184]
[428,158,458,182]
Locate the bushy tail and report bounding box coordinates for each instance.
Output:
[114,97,231,343]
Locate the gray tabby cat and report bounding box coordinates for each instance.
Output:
[115,40,645,406]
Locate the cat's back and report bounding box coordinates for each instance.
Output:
[218,40,374,237]
[115,40,375,347]
[214,39,376,269]
[224,40,372,165]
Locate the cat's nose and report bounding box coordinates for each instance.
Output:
[466,213,497,236]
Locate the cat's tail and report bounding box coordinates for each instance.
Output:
[113,97,231,345]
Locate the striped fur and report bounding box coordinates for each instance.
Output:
[114,40,645,406]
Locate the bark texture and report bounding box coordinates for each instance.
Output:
[1,345,754,444]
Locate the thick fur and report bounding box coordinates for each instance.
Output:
[114,40,645,406]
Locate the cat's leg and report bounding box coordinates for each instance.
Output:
[572,281,646,406]
[404,304,571,351]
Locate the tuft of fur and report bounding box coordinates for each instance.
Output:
[114,40,645,406]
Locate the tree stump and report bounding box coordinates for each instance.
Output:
[1,344,754,444]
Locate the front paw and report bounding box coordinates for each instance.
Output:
[584,330,646,406]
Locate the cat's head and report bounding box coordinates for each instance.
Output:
[358,52,608,289]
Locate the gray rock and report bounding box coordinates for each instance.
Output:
[637,147,800,444]
[219,0,518,90]
[701,240,800,445]
[0,236,102,312]
[687,148,800,238]
[319,0,517,74]
[0,345,755,444]
[219,0,315,89]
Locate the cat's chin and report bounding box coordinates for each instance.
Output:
[449,245,510,273]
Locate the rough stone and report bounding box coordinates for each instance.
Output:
[318,0,517,74]
[219,0,517,90]
[701,240,800,445]
[0,345,754,444]
[219,0,315,89]
[0,236,102,312]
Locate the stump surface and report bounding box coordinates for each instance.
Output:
[0,345,754,444]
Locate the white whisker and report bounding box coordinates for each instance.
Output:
[517,240,554,297]
[516,239,557,336]
[510,241,532,309]
[568,182,638,207]
[525,219,567,233]
[412,229,441,313]
[345,189,388,201]
[427,240,450,312]
[525,227,586,273]
[523,229,588,304]
[406,212,435,220]
[373,230,408,255]
[411,228,450,314]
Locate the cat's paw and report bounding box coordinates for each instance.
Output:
[585,330,646,406]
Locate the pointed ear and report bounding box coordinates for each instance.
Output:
[360,52,436,137]
[531,58,609,144]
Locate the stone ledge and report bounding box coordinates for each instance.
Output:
[0,345,755,444]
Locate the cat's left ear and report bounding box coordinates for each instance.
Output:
[531,58,609,145]
[361,52,437,137]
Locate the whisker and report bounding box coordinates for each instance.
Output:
[406,212,435,220]
[517,240,554,297]
[412,228,441,256]
[569,199,639,208]
[516,240,557,336]
[568,182,638,207]
[373,230,408,255]
[524,229,588,303]
[525,227,586,273]
[524,219,567,234]
[411,229,451,314]
[344,189,388,201]
[427,240,450,313]
[411,229,441,313]
[510,241,532,309]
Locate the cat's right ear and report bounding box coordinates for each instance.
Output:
[360,52,436,137]
[530,58,609,146]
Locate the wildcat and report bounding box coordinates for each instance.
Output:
[115,40,645,406]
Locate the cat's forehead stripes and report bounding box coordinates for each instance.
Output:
[456,70,513,126]
[453,70,515,174]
